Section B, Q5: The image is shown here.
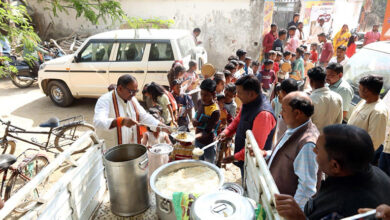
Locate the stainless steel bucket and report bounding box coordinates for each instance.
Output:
[150,160,224,220]
[103,144,149,216]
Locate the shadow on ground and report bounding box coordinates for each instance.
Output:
[11,96,97,127]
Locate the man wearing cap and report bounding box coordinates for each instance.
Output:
[236,49,246,62]
[286,26,299,53]
[263,24,278,58]
[318,33,333,67]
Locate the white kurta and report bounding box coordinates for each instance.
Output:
[93,90,160,146]
[308,25,325,44]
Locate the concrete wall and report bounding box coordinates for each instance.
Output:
[28,0,265,69]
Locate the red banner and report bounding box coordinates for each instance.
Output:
[381,0,390,40]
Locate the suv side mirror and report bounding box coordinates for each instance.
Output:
[74,55,79,63]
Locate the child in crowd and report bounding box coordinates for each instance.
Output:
[304,51,314,78]
[193,79,220,163]
[235,61,245,78]
[230,60,239,75]
[214,73,226,95]
[310,43,318,64]
[144,82,177,127]
[244,57,253,74]
[275,52,283,64]
[171,79,194,131]
[282,51,292,64]
[290,52,297,70]
[228,55,239,61]
[215,94,232,168]
[268,50,277,61]
[183,60,199,93]
[260,59,276,96]
[264,50,279,73]
[225,63,236,77]
[271,83,282,118]
[224,83,237,118]
[216,94,232,135]
[278,51,292,82]
[251,61,260,75]
[223,69,233,84]
[291,47,305,80]
[300,45,308,53]
[141,107,172,148]
[167,63,186,88]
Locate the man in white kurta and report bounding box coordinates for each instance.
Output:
[93,74,163,147]
[308,19,325,44]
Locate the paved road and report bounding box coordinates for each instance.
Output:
[0,79,115,148]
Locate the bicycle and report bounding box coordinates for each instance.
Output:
[0,149,49,213]
[0,115,95,155]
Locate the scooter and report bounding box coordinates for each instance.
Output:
[8,55,41,88]
[8,47,62,88]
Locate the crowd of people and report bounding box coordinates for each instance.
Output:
[93,22,390,219]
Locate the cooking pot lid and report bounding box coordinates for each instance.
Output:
[149,144,173,154]
[220,182,244,195]
[192,191,255,220]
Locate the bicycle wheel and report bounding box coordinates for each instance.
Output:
[4,155,49,213]
[0,140,16,155]
[54,123,95,154]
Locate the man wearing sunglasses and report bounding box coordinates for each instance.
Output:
[94,74,169,147]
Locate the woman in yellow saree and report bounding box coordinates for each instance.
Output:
[333,24,351,55]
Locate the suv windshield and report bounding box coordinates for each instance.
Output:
[343,47,390,104]
[178,35,195,58]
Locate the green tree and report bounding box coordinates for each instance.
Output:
[0,0,128,77]
[35,0,127,25]
[1,0,174,77]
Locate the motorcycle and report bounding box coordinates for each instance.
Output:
[8,46,63,88]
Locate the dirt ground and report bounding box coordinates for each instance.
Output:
[0,79,241,219]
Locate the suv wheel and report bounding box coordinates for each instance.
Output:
[47,81,74,107]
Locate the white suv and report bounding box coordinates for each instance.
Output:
[38,29,207,107]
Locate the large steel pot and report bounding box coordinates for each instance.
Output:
[150,160,224,220]
[103,144,149,217]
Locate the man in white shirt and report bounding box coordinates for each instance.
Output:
[308,67,343,132]
[94,74,169,147]
[308,18,325,44]
[348,75,389,150]
[329,46,349,66]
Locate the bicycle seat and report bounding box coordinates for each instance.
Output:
[39,117,59,128]
[0,154,17,170]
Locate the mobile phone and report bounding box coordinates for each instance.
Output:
[341,210,377,220]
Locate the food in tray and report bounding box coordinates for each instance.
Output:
[176,132,188,140]
[155,166,219,198]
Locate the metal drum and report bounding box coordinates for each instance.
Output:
[103,144,149,216]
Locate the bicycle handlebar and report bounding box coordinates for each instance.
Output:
[0,119,26,132]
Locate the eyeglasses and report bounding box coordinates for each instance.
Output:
[124,87,139,95]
